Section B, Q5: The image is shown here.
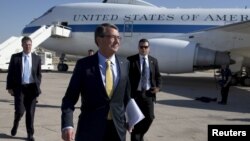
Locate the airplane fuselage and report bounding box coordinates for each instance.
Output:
[22,2,250,73]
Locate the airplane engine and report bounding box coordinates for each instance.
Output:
[148,38,230,73]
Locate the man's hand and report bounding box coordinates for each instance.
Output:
[62,128,75,141]
[150,87,160,93]
[7,89,14,96]
[126,122,133,133]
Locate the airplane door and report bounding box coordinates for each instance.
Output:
[52,21,68,27]
[123,20,133,37]
[61,22,68,27]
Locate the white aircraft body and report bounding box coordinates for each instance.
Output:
[2,0,250,84]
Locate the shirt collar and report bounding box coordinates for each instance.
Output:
[98,51,116,65]
[23,52,31,57]
[139,54,148,60]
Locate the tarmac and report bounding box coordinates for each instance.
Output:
[1,68,250,141]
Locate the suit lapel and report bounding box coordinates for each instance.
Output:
[136,54,141,74]
[31,53,35,77]
[31,53,39,78]
[148,56,154,74]
[111,56,124,98]
[92,54,109,98]
[18,53,23,73]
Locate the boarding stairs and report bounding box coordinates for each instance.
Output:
[0,25,71,70]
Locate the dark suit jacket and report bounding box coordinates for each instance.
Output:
[127,54,161,98]
[6,52,42,96]
[61,53,131,141]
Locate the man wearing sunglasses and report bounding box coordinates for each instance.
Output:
[127,38,161,141]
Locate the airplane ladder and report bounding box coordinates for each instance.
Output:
[0,25,71,70]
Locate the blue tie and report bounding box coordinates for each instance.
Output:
[23,55,30,83]
[141,57,147,91]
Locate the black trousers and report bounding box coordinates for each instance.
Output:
[131,90,155,141]
[103,120,121,141]
[220,85,230,103]
[14,83,37,135]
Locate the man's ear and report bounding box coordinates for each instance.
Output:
[96,37,103,46]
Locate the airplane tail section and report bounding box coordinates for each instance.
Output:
[0,25,71,70]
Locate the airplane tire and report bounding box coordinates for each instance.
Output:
[57,64,63,72]
[63,64,68,71]
[57,63,68,72]
[243,78,250,86]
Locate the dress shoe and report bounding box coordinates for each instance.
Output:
[11,122,19,136]
[28,134,35,141]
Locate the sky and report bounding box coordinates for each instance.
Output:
[1,0,250,42]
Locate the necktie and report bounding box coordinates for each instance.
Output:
[23,55,30,83]
[106,60,113,119]
[141,57,147,91]
[106,60,113,98]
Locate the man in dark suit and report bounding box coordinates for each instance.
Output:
[61,23,131,141]
[127,38,161,141]
[6,36,42,141]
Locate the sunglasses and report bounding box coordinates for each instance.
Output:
[140,46,149,49]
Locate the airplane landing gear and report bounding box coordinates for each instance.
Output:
[231,67,250,86]
[57,53,68,72]
[214,67,250,87]
[243,78,250,86]
[57,63,68,72]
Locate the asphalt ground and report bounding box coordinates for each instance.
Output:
[1,69,250,141]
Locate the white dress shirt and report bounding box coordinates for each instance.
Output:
[98,52,119,89]
[22,52,34,84]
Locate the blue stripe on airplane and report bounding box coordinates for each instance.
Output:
[22,24,216,34]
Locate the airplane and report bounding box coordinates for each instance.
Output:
[1,0,250,85]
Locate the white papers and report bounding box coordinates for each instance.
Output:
[126,99,145,130]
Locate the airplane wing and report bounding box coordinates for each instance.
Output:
[177,20,250,58]
[201,20,250,33]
